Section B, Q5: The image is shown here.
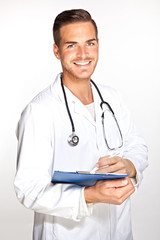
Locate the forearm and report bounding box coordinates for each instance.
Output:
[14,174,82,221]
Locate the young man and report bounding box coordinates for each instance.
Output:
[14,9,148,240]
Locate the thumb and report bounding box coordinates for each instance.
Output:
[104,178,128,188]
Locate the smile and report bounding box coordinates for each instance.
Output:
[74,61,91,66]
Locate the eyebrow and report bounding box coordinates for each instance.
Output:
[64,38,97,45]
[86,38,97,42]
[65,41,77,45]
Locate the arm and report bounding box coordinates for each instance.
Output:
[107,88,148,185]
[84,87,148,204]
[14,103,83,220]
[118,94,148,185]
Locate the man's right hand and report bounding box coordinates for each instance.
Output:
[84,177,135,205]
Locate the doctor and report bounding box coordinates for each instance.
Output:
[14,9,148,240]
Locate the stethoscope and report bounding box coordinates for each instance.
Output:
[61,77,123,149]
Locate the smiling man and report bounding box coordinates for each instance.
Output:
[54,22,98,80]
[14,9,148,240]
[53,20,99,105]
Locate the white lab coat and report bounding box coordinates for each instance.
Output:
[14,73,148,240]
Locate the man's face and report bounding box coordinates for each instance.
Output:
[54,21,99,81]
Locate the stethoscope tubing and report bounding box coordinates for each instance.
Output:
[61,76,123,148]
[61,77,76,133]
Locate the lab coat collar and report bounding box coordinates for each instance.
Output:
[53,73,78,104]
[53,73,101,104]
[53,73,102,126]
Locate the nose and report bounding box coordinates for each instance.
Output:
[76,45,88,59]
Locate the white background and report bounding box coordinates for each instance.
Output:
[0,0,160,239]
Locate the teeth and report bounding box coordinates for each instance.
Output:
[74,61,90,66]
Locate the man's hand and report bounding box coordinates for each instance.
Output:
[84,155,136,205]
[96,155,137,178]
[84,177,135,205]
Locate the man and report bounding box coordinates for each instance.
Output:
[14,9,148,240]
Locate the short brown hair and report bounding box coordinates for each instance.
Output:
[53,9,98,46]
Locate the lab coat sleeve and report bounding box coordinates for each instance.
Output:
[78,188,93,219]
[117,92,148,186]
[14,102,90,220]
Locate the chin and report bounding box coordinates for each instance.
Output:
[76,69,95,79]
[75,73,92,81]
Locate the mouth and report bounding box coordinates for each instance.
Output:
[74,61,91,66]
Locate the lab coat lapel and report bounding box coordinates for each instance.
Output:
[73,80,104,126]
[73,101,96,126]
[91,82,102,124]
[53,73,99,126]
[72,81,104,126]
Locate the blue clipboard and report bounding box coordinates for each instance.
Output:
[52,171,128,186]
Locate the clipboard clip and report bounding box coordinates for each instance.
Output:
[76,171,109,175]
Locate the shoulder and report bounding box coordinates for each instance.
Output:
[30,81,59,107]
[93,82,129,118]
[19,76,62,125]
[95,82,122,103]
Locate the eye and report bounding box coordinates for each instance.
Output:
[67,44,75,48]
[87,42,94,46]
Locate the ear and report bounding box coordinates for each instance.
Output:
[53,43,61,60]
[97,38,99,47]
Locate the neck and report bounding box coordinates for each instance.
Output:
[61,74,93,105]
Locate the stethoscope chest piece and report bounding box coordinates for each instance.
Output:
[68,133,79,146]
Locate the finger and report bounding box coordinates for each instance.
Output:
[97,178,128,189]
[98,156,120,168]
[97,160,127,174]
[110,169,128,174]
[104,161,127,174]
[116,180,135,204]
[114,186,135,205]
